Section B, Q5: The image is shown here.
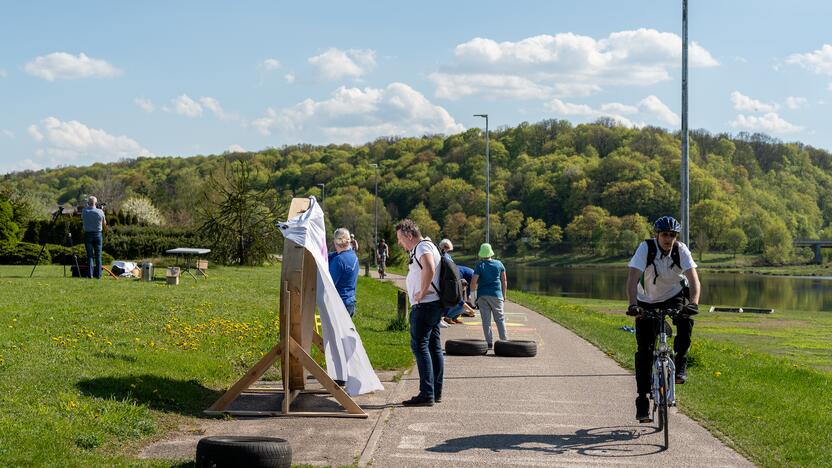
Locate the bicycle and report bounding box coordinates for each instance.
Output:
[377,257,386,279]
[641,307,683,450]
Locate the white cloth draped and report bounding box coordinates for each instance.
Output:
[278,197,383,396]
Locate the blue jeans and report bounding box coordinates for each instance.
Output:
[409,300,444,399]
[84,231,103,279]
[345,302,356,317]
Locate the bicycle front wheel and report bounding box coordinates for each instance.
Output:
[660,359,670,449]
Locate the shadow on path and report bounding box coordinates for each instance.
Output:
[77,374,221,418]
[427,425,664,457]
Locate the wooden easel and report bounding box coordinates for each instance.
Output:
[205,198,367,418]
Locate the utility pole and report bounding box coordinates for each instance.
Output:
[681,0,690,245]
[316,183,326,208]
[474,114,490,244]
[370,163,379,266]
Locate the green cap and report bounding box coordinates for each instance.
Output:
[478,243,495,258]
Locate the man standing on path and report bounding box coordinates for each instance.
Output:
[626,216,701,422]
[81,195,106,279]
[328,228,359,317]
[396,218,443,407]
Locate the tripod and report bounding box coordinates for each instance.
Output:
[30,207,82,278]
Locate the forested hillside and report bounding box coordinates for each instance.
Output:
[2,119,831,264]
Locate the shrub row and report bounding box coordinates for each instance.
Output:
[0,242,116,266]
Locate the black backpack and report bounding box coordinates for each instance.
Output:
[642,238,690,299]
[411,240,463,308]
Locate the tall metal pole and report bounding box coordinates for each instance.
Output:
[370,163,379,266]
[474,114,490,244]
[680,0,690,245]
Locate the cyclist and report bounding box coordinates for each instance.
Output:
[625,216,701,422]
[376,239,388,278]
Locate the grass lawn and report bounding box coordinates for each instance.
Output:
[0,265,410,466]
[511,291,832,468]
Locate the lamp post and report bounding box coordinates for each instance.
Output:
[316,183,326,207]
[369,163,379,266]
[680,0,690,246]
[474,113,490,244]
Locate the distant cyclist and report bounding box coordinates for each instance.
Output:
[376,239,388,278]
[625,216,701,422]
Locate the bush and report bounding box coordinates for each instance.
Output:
[104,225,201,260]
[0,241,51,265]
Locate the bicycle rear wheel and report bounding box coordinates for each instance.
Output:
[660,360,670,449]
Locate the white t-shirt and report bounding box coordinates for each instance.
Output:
[628,239,697,303]
[406,240,441,304]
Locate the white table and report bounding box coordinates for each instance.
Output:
[166,248,211,279]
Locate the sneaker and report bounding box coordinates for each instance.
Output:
[402,395,434,407]
[438,320,450,329]
[451,318,464,324]
[443,317,454,324]
[675,356,688,384]
[434,394,442,403]
[636,396,652,423]
[486,343,493,350]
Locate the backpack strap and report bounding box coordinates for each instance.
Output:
[670,243,681,271]
[410,239,441,295]
[644,239,659,284]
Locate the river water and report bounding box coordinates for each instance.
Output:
[501,264,832,312]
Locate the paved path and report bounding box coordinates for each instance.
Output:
[365,273,752,467]
[141,271,753,467]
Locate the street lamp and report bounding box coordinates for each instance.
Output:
[680,0,690,246]
[369,163,379,266]
[316,183,326,207]
[474,113,490,244]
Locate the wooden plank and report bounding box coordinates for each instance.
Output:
[312,331,324,351]
[204,410,368,418]
[288,336,366,416]
[300,249,318,383]
[206,343,282,412]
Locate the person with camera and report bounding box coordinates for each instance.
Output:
[625,216,700,422]
[81,196,107,279]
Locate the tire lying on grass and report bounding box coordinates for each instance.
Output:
[445,339,489,356]
[494,340,537,357]
[196,436,292,468]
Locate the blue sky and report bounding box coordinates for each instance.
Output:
[1,0,831,174]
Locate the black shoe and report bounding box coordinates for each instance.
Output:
[636,396,652,423]
[334,379,346,387]
[402,395,434,407]
[675,356,688,384]
[434,394,442,403]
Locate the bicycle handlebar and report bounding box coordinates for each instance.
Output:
[640,308,685,320]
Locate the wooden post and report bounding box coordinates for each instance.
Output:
[206,197,367,418]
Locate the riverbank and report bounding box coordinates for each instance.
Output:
[510,292,832,467]
[449,251,832,277]
[0,265,411,466]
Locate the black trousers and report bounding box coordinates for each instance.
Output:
[634,291,693,395]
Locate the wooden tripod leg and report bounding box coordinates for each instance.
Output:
[207,343,283,412]
[313,331,324,352]
[288,337,366,416]
[102,266,118,279]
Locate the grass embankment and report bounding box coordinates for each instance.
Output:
[511,291,832,467]
[0,265,410,466]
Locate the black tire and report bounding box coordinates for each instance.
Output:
[660,361,670,449]
[196,436,292,468]
[445,339,489,356]
[493,340,538,357]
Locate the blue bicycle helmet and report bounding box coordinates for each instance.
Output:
[654,216,682,233]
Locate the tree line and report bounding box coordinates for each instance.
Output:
[1,118,830,265]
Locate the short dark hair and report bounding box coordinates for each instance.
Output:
[395,219,421,238]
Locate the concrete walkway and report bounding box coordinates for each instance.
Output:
[141,271,753,467]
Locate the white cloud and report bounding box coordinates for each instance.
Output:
[260,58,281,71]
[198,97,234,119]
[828,82,832,91]
[0,158,42,175]
[225,144,247,153]
[27,117,153,165]
[308,48,376,81]
[285,73,296,84]
[600,102,638,114]
[432,29,718,100]
[170,94,203,118]
[545,99,636,127]
[730,112,802,134]
[0,69,7,78]
[786,44,832,75]
[253,83,464,145]
[730,91,778,113]
[134,97,155,113]
[784,96,808,109]
[24,52,122,81]
[2,129,14,139]
[639,95,680,125]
